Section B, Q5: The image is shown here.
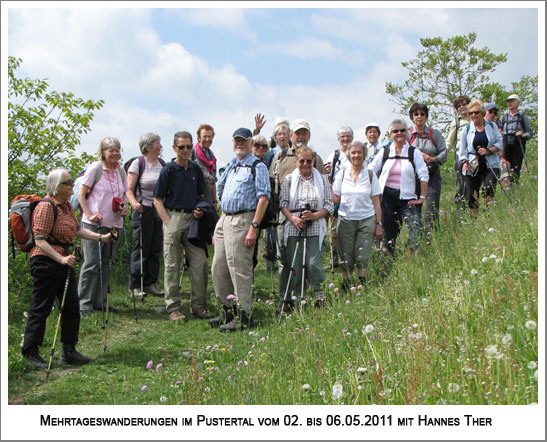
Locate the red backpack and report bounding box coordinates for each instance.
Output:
[409,127,436,147]
[9,195,58,257]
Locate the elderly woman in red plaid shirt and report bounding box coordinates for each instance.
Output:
[21,168,114,371]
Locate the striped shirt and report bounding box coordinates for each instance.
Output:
[30,196,79,258]
[280,173,333,237]
[221,153,270,214]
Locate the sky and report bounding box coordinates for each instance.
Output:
[4,2,543,169]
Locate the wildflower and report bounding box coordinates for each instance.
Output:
[356,292,361,297]
[496,258,502,264]
[329,283,335,288]
[482,257,489,263]
[337,313,342,318]
[227,375,232,381]
[489,254,497,259]
[175,381,182,385]
[345,300,350,305]
[525,320,537,330]
[464,280,470,286]
[357,367,367,374]
[248,331,257,336]
[485,345,498,356]
[257,298,261,302]
[141,385,148,391]
[448,383,460,393]
[470,269,478,276]
[205,345,211,351]
[160,396,168,402]
[364,324,375,334]
[342,329,348,334]
[237,360,244,365]
[251,344,255,349]
[527,361,537,370]
[334,288,339,293]
[502,334,513,346]
[146,360,153,370]
[155,363,162,372]
[301,384,311,391]
[350,286,356,292]
[494,352,504,360]
[488,228,495,233]
[319,390,325,397]
[357,284,363,290]
[226,294,236,300]
[259,337,265,342]
[332,383,343,400]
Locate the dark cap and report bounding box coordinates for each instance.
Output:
[232,127,253,139]
[485,103,498,112]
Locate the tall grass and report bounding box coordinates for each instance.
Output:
[7,143,538,405]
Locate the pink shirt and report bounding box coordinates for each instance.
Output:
[385,159,402,189]
[81,161,128,228]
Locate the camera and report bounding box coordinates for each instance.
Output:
[112,197,125,212]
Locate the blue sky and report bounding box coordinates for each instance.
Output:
[4,4,543,168]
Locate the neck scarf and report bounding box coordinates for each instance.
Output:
[195,143,217,175]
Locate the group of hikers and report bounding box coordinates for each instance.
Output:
[17,94,533,371]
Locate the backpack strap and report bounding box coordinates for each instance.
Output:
[330,149,340,183]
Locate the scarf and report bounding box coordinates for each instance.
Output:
[283,167,327,250]
[195,143,217,175]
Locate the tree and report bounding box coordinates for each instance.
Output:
[8,56,104,202]
[385,33,507,131]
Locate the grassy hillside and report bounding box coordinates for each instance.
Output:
[7,142,538,405]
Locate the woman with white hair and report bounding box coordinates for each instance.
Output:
[125,133,166,298]
[77,137,128,315]
[22,168,114,370]
[370,119,429,256]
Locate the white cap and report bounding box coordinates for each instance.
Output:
[365,122,381,133]
[506,94,520,101]
[290,119,311,133]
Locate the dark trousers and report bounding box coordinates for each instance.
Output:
[464,161,499,209]
[381,186,423,256]
[454,158,466,204]
[22,255,80,356]
[252,226,277,270]
[504,138,526,179]
[424,164,441,230]
[130,206,163,289]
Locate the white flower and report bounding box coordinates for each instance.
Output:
[494,352,504,360]
[301,384,311,391]
[319,390,325,397]
[525,320,537,330]
[364,324,375,334]
[502,334,513,346]
[489,254,497,259]
[482,257,489,263]
[471,269,478,276]
[527,361,537,370]
[357,367,367,374]
[485,345,498,356]
[159,396,168,402]
[522,270,530,274]
[496,258,502,264]
[448,383,460,393]
[332,383,343,400]
[464,280,470,286]
[488,228,495,233]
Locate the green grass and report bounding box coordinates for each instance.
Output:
[7,143,539,405]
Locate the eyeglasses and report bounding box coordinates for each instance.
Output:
[61,179,75,186]
[487,109,498,115]
[457,102,469,108]
[254,143,268,148]
[175,144,193,150]
[469,111,482,116]
[391,128,407,134]
[413,112,427,117]
[298,159,313,165]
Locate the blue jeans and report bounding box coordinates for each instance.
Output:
[381,187,423,256]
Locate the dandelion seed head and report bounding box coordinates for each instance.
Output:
[485,345,498,356]
[301,384,311,391]
[357,367,367,374]
[471,269,478,275]
[332,383,343,400]
[502,334,513,346]
[527,361,537,370]
[525,320,537,330]
[160,396,168,402]
[364,324,375,334]
[488,228,495,232]
[482,257,489,263]
[489,254,497,259]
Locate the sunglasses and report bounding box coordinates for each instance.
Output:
[413,112,427,117]
[61,179,75,186]
[391,128,407,134]
[254,143,268,148]
[175,144,193,150]
[298,159,313,165]
[469,111,482,116]
[487,109,498,115]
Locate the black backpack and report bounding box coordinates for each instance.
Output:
[380,145,421,198]
[123,156,166,194]
[233,159,278,228]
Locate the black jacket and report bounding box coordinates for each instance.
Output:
[188,199,219,256]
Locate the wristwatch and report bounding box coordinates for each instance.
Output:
[251,221,260,229]
[376,222,382,226]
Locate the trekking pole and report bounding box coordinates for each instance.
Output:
[46,266,71,379]
[486,163,513,207]
[278,229,304,323]
[517,137,529,173]
[98,221,106,345]
[328,217,334,273]
[103,227,118,353]
[179,252,186,290]
[299,222,308,310]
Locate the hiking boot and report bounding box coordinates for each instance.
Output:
[220,311,254,332]
[61,345,90,365]
[23,351,48,370]
[276,301,294,314]
[144,284,164,297]
[191,307,213,320]
[209,306,236,328]
[168,310,186,321]
[239,311,255,330]
[219,317,238,332]
[314,299,325,309]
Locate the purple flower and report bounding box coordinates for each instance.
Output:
[259,337,266,342]
[329,283,335,288]
[350,286,356,292]
[146,360,153,370]
[155,363,162,372]
[226,294,236,300]
[345,300,350,305]
[175,381,182,385]
[334,288,339,293]
[342,329,348,334]
[205,345,211,351]
[141,385,148,391]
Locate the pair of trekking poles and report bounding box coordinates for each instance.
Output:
[278,206,312,321]
[46,222,119,379]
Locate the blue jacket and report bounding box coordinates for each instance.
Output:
[459,120,502,173]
